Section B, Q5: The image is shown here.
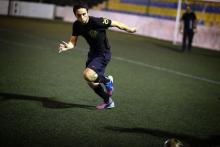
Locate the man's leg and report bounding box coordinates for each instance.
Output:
[188,31,194,51]
[83,68,114,96]
[87,82,109,103]
[83,68,115,109]
[95,75,114,96]
[182,31,187,51]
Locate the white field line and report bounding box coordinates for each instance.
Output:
[113,56,220,86]
[0,35,220,86]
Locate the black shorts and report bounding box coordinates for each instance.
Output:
[86,50,111,76]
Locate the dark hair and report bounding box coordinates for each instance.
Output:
[73,2,89,15]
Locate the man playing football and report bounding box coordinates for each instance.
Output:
[59,2,136,110]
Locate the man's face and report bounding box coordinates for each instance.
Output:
[75,8,89,24]
[186,6,191,13]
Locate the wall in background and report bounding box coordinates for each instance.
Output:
[0,1,219,51]
[0,0,9,15]
[61,6,220,51]
[106,0,220,27]
[9,1,55,19]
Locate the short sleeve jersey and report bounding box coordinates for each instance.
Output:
[181,12,197,30]
[72,16,112,53]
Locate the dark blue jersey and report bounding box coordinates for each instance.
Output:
[72,16,112,53]
[181,12,197,31]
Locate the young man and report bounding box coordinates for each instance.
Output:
[58,3,136,110]
[180,5,197,52]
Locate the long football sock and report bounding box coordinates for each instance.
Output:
[94,84,109,103]
[94,75,110,84]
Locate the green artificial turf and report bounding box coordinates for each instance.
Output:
[0,16,220,147]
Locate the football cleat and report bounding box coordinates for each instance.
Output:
[104,75,114,96]
[164,138,183,147]
[96,98,115,110]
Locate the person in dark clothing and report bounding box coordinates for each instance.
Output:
[180,6,197,51]
[58,3,136,110]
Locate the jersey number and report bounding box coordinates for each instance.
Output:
[103,18,109,24]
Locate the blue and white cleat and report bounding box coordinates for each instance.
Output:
[105,75,114,96]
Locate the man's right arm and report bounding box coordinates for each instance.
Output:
[179,20,184,33]
[179,14,184,33]
[59,36,77,53]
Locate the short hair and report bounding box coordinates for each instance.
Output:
[73,2,89,15]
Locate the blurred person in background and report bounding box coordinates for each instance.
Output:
[180,5,197,52]
[58,2,136,110]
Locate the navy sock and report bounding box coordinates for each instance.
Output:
[94,84,109,102]
[95,75,110,84]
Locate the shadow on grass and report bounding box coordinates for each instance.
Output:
[0,92,94,110]
[155,42,182,53]
[155,42,220,58]
[190,50,220,58]
[105,126,220,147]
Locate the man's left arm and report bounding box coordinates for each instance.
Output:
[193,12,198,33]
[111,20,136,33]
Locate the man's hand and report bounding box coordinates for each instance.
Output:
[193,28,197,33]
[128,27,136,33]
[59,41,74,53]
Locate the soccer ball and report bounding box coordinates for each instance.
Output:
[164,138,183,147]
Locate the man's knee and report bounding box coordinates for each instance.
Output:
[83,68,98,82]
